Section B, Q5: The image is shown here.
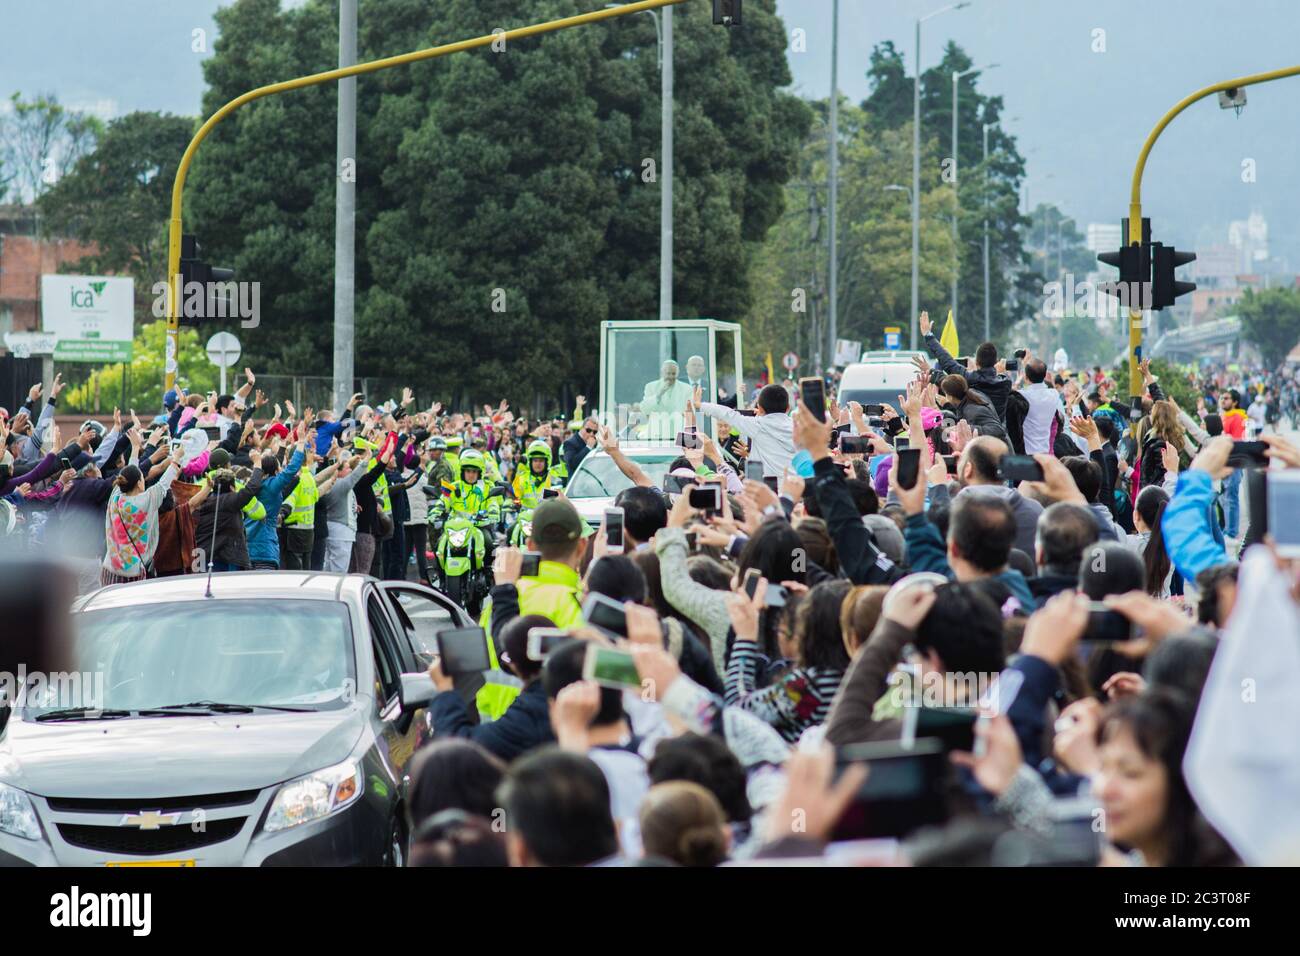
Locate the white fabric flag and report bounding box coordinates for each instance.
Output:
[1184,546,1300,865]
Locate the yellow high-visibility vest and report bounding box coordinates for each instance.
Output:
[285,471,318,528]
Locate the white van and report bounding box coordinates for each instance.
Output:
[838,354,927,412]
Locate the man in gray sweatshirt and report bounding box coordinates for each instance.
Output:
[321,453,369,572]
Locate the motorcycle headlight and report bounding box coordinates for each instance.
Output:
[263,759,362,833]
[448,529,469,547]
[0,782,41,840]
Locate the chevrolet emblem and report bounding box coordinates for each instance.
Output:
[120,810,182,830]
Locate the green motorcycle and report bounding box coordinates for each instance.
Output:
[431,485,506,615]
[508,505,535,548]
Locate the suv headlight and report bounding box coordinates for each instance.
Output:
[263,759,362,833]
[0,782,41,840]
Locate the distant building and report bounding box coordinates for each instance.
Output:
[0,205,98,346]
[1191,244,1240,288]
[1085,222,1123,256]
[1191,287,1245,325]
[1228,210,1269,273]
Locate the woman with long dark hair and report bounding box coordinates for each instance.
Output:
[1095,689,1236,867]
[938,374,1007,440]
[724,578,850,743]
[1118,485,1173,598]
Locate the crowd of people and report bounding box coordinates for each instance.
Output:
[1,325,1298,868]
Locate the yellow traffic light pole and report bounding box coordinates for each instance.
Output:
[163,0,690,393]
[1124,63,1300,400]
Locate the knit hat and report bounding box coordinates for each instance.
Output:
[265,421,290,441]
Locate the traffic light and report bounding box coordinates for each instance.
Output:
[1097,217,1150,311]
[178,234,236,323]
[1150,243,1197,310]
[713,0,742,27]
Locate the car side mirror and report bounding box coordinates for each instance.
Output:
[399,672,436,712]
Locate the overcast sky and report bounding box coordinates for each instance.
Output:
[3,0,1298,263]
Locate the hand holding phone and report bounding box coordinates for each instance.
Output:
[604,507,625,555]
[799,376,827,423]
[582,643,642,690]
[582,592,629,637]
[894,448,921,490]
[688,483,723,514]
[435,626,492,676]
[526,628,571,662]
[1227,440,1268,468]
[998,454,1044,483]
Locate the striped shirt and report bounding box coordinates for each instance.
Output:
[725,643,845,743]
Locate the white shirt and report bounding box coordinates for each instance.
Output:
[1247,400,1267,429]
[588,746,650,858]
[1021,383,1064,454]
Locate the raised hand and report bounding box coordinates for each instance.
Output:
[918,310,933,337]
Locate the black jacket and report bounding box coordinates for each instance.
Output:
[193,470,264,568]
[954,393,1008,440]
[1028,572,1077,603]
[923,333,1014,420]
[427,679,555,762]
[562,433,594,478]
[809,456,902,586]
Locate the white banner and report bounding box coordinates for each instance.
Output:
[41,275,134,362]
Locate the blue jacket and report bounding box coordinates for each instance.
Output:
[1162,470,1226,583]
[427,679,555,762]
[244,449,305,565]
[313,415,352,457]
[902,513,1039,612]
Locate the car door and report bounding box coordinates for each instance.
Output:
[379,581,483,715]
[378,582,469,668]
[364,588,422,775]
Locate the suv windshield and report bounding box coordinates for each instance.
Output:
[566,454,679,498]
[25,600,357,718]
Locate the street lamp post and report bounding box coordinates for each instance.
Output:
[884,184,912,343]
[912,2,970,350]
[828,0,839,368]
[982,121,991,343]
[950,62,995,339]
[605,3,670,323]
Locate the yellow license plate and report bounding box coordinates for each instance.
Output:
[105,860,195,867]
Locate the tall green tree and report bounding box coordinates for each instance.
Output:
[38,112,196,289]
[861,41,1034,346]
[744,103,958,376]
[1238,286,1300,365]
[182,0,809,406]
[61,321,218,414]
